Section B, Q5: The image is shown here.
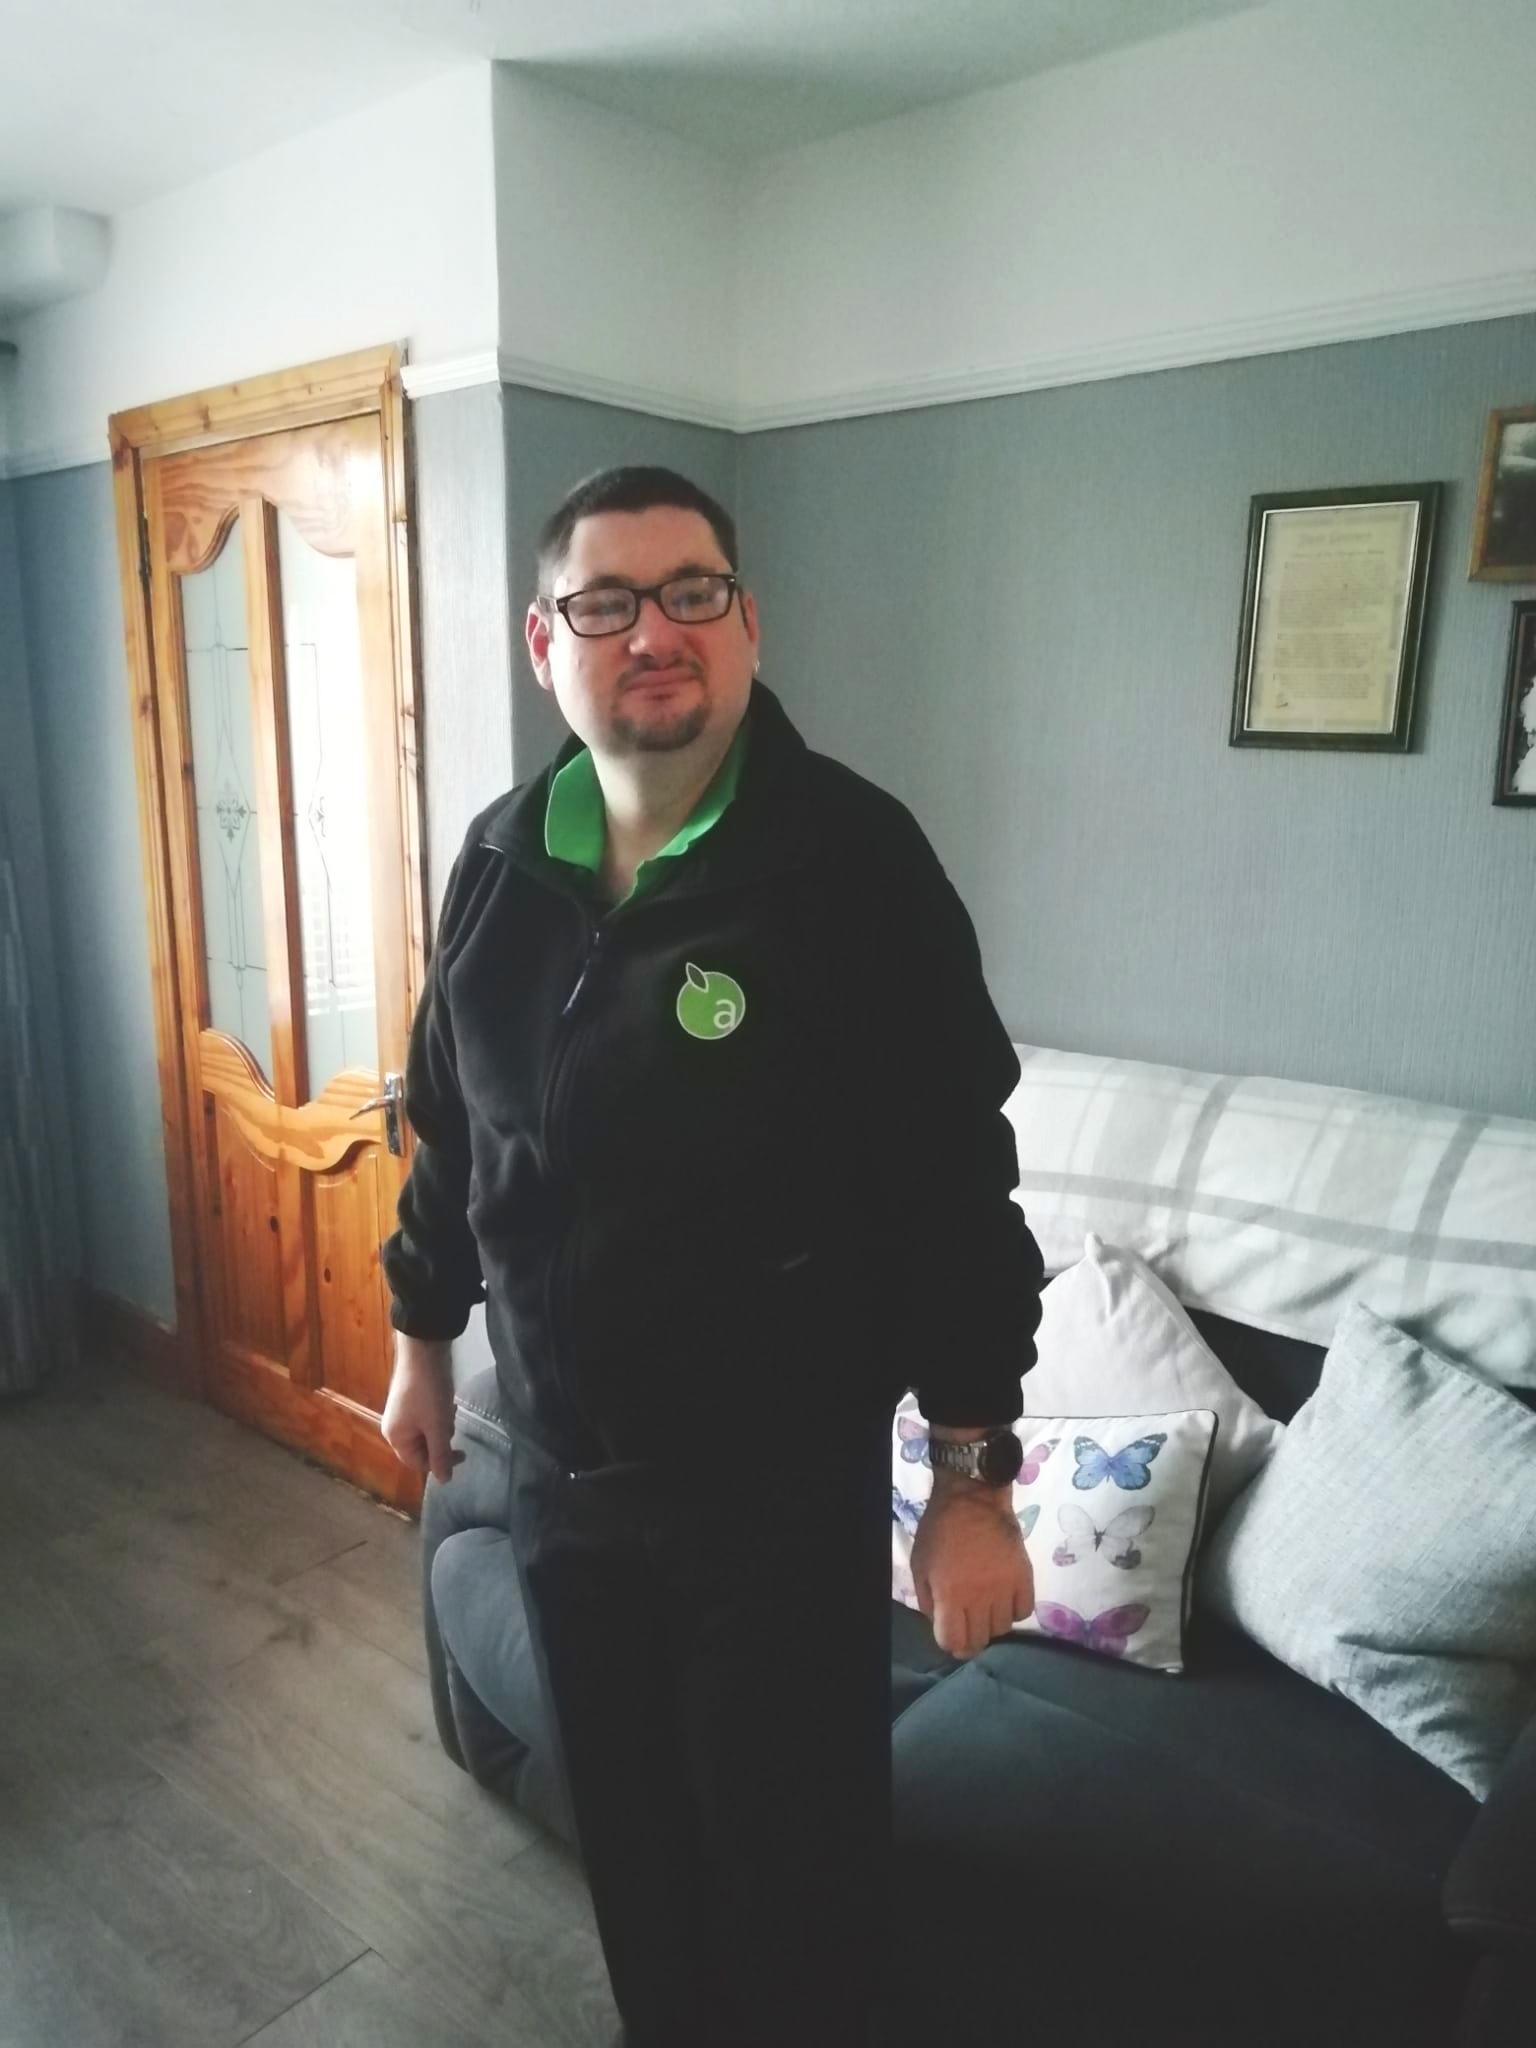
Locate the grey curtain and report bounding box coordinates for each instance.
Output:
[0,796,68,1394]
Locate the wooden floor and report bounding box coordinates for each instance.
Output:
[0,1346,621,2047]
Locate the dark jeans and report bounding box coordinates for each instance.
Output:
[505,1412,894,2048]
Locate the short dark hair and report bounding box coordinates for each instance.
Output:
[535,466,739,598]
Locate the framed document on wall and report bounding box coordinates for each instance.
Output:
[1229,483,1440,751]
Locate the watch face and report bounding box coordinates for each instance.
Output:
[980,1430,1025,1487]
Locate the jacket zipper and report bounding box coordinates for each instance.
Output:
[546,912,603,1159]
[559,921,602,1020]
[473,851,764,1468]
[539,907,607,1451]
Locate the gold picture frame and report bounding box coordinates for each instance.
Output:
[1470,404,1536,581]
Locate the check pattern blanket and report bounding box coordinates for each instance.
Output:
[1005,1046,1536,1390]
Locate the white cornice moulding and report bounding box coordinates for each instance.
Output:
[8,267,1536,477]
[492,350,739,431]
[734,267,1536,432]
[409,271,1536,434]
[398,351,501,399]
[400,349,739,430]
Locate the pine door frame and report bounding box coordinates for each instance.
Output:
[109,345,427,1403]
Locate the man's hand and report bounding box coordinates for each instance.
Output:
[380,1336,465,1486]
[911,1478,1035,1659]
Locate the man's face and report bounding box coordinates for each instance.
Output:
[526,505,760,761]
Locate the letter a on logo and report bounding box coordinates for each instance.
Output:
[676,961,746,1040]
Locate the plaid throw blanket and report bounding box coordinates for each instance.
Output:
[1004,1045,1536,1390]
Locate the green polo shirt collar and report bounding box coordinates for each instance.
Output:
[544,715,750,902]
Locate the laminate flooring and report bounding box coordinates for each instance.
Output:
[0,1346,621,2047]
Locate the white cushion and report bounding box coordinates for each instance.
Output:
[892,1396,1218,1674]
[1023,1233,1282,1521]
[1200,1301,1536,1797]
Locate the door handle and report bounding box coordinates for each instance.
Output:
[350,1071,405,1156]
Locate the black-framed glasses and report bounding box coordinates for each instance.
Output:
[550,573,740,638]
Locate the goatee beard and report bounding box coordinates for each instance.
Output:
[610,699,710,754]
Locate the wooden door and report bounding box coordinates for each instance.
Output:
[140,412,419,1507]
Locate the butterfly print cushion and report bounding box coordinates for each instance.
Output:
[890,1396,1219,1673]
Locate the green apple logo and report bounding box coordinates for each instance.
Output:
[676,960,746,1040]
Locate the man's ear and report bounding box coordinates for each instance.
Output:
[526,600,554,690]
[740,586,760,663]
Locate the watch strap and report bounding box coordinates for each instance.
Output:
[929,1429,1018,1481]
[929,1436,986,1478]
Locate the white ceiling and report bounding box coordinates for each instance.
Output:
[0,0,1274,215]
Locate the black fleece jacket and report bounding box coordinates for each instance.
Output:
[381,680,1043,1469]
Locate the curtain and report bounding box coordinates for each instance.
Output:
[0,795,67,1394]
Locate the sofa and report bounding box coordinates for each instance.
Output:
[419,1048,1536,2048]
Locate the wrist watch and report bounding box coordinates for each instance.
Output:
[929,1428,1025,1487]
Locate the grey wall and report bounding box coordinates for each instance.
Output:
[739,313,1536,1120]
[501,384,739,781]
[409,383,521,1388]
[12,464,175,1318]
[412,384,517,927]
[0,478,78,1277]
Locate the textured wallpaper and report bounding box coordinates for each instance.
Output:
[740,313,1536,1118]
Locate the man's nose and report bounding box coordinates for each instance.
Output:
[626,592,688,651]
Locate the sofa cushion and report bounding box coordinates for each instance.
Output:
[893,1396,1218,1672]
[891,1598,964,1715]
[1023,1233,1282,1517]
[895,1615,1475,1937]
[1444,1710,1536,1955]
[890,1617,1477,2044]
[1201,1302,1536,1798]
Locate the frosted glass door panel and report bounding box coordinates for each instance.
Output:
[182,515,273,1085]
[278,510,378,1099]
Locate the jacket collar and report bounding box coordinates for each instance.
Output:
[481,678,822,903]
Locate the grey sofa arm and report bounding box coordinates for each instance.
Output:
[1444,1712,1536,1955]
[430,1524,576,1843]
[419,1368,516,1775]
[418,1369,578,1845]
[442,1632,538,1805]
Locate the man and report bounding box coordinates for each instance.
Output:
[380,467,1044,2047]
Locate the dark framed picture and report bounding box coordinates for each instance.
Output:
[1230,483,1440,751]
[1494,601,1536,807]
[1470,405,1536,581]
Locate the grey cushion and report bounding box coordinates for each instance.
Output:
[1201,1302,1536,1797]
